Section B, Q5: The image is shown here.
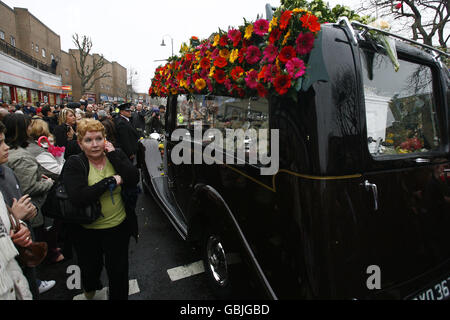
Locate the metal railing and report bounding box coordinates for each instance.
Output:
[0,38,56,74]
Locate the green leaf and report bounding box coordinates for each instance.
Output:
[295,78,303,92]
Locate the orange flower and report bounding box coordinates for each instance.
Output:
[195,78,206,91]
[300,13,321,33]
[280,10,293,30]
[219,49,230,59]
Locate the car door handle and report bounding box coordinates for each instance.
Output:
[362,180,379,211]
[415,158,431,164]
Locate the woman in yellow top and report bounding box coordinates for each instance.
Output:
[63,119,139,300]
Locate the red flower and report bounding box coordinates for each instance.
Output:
[278,46,296,63]
[214,69,227,84]
[228,29,242,47]
[231,66,245,81]
[280,10,293,30]
[273,74,292,95]
[395,2,403,9]
[245,45,261,65]
[300,13,321,33]
[200,57,211,70]
[257,83,268,98]
[219,35,229,47]
[238,47,246,63]
[263,44,278,63]
[269,28,282,44]
[185,53,194,61]
[296,32,315,55]
[254,19,270,36]
[214,56,228,68]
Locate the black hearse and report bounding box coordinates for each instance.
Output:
[139,18,450,300]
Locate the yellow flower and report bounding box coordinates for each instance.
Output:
[209,66,216,77]
[171,88,178,95]
[219,49,230,59]
[180,43,189,54]
[269,17,278,32]
[195,78,206,91]
[293,8,308,14]
[213,34,220,47]
[179,79,187,88]
[244,24,254,40]
[282,31,291,45]
[229,49,239,64]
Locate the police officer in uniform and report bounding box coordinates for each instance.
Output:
[114,103,140,162]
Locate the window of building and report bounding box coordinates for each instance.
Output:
[361,48,441,157]
[51,54,54,61]
[35,44,39,53]
[65,69,69,76]
[42,48,46,58]
[0,85,12,104]
[0,31,5,41]
[31,42,34,50]
[10,36,15,47]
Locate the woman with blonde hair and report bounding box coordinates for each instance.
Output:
[28,119,64,181]
[54,108,81,160]
[63,118,139,300]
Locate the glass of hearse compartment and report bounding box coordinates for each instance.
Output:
[176,95,270,163]
[360,48,441,158]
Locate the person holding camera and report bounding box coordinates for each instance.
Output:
[41,105,58,134]
[54,108,81,160]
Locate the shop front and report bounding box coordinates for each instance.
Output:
[0,51,62,105]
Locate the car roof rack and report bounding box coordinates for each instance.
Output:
[337,17,449,60]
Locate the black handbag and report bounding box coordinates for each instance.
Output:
[43,155,102,224]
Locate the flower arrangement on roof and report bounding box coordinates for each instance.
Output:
[149,8,322,100]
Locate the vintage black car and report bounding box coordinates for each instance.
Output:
[138,19,450,300]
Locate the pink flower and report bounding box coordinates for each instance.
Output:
[254,19,270,36]
[296,32,315,55]
[206,78,213,92]
[395,2,403,9]
[245,45,261,65]
[286,58,306,79]
[245,70,259,89]
[211,48,220,60]
[224,79,233,91]
[263,44,278,63]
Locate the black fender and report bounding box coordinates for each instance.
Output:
[187,183,278,300]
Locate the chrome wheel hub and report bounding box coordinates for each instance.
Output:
[206,236,228,286]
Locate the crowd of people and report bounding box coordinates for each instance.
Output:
[0,98,166,300]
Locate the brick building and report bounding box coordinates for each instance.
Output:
[0,1,127,105]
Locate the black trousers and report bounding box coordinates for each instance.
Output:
[72,221,130,300]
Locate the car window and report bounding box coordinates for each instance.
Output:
[360,49,441,157]
[176,95,270,161]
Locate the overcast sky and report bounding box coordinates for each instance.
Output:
[3,0,358,93]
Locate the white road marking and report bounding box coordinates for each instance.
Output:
[167,261,205,282]
[167,254,242,282]
[73,279,140,300]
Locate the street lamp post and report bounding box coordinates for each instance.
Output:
[161,34,174,57]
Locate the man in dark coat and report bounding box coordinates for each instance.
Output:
[114,103,140,162]
[131,104,146,138]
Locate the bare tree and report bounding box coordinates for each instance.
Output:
[358,1,449,51]
[71,33,111,95]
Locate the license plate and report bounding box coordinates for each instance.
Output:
[411,276,450,300]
